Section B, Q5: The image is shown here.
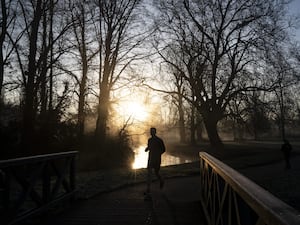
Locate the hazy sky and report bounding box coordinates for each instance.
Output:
[289,0,300,14]
[289,0,300,41]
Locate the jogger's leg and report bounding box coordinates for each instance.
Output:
[154,168,164,189]
[146,168,152,193]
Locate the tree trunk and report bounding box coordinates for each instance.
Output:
[203,115,224,150]
[178,96,186,143]
[78,69,87,138]
[279,85,286,140]
[95,26,112,143]
[75,2,88,139]
[77,45,88,138]
[21,0,43,153]
[0,0,7,101]
[39,9,48,121]
[95,85,110,141]
[190,103,196,145]
[0,43,4,104]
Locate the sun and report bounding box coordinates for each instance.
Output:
[116,99,149,122]
[124,101,149,122]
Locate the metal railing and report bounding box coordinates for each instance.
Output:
[199,152,300,225]
[0,151,77,225]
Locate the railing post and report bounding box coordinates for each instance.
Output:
[43,162,50,203]
[70,156,76,200]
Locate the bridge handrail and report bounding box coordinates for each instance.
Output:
[199,151,300,225]
[0,151,78,225]
[0,151,78,168]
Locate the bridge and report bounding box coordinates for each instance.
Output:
[1,151,300,225]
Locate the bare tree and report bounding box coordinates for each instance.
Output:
[0,0,6,99]
[0,0,16,100]
[59,0,99,139]
[20,0,44,151]
[93,0,144,141]
[267,49,298,139]
[172,71,187,143]
[153,0,291,148]
[142,65,189,143]
[6,0,72,152]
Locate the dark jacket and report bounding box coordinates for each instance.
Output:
[146,136,165,169]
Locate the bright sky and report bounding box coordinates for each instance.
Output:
[113,0,300,130]
[289,0,300,15]
[289,0,300,41]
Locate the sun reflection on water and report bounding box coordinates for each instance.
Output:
[132,146,148,169]
[132,145,192,169]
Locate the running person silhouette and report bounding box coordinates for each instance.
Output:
[145,127,165,197]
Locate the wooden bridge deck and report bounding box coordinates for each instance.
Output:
[36,176,207,225]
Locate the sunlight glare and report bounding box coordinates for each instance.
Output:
[132,145,148,169]
[125,101,149,122]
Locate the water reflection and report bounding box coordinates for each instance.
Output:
[132,145,192,169]
[132,146,148,169]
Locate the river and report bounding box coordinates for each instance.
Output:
[132,145,195,169]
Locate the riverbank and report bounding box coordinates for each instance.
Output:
[76,161,200,199]
[76,141,300,211]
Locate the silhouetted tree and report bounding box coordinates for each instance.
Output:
[153,0,291,149]
[143,66,189,143]
[266,46,298,139]
[93,0,144,141]
[0,0,15,101]
[165,66,187,143]
[21,0,44,151]
[247,92,271,140]
[6,0,72,153]
[59,0,99,139]
[174,72,187,143]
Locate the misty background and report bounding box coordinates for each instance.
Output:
[1,0,300,171]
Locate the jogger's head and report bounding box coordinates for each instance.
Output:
[150,127,156,136]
